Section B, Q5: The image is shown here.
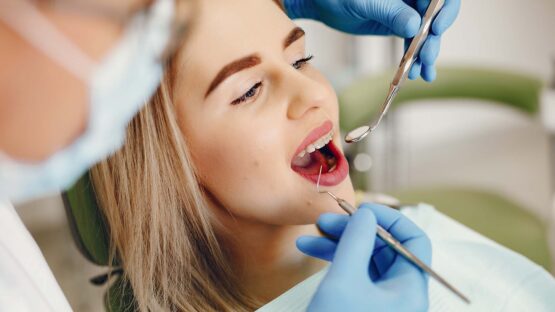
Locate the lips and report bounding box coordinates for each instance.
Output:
[291,120,349,187]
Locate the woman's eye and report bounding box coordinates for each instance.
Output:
[231,82,263,105]
[292,55,314,70]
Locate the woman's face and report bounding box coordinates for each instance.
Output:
[174,0,354,225]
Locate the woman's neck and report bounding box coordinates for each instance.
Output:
[218,218,326,303]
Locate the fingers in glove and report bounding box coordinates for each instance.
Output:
[297,236,338,261]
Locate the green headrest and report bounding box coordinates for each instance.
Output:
[339,67,544,132]
[63,173,134,311]
[62,173,112,266]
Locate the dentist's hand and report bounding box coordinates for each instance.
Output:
[283,0,461,81]
[297,203,431,312]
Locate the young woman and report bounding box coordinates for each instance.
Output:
[91,0,357,310]
[90,0,555,311]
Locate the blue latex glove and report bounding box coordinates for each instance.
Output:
[283,0,461,82]
[297,203,432,312]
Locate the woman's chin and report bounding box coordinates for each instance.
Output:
[298,177,356,224]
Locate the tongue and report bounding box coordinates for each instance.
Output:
[310,150,329,173]
[292,150,329,175]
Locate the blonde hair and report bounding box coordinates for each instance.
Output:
[90,65,259,311]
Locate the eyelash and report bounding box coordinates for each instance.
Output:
[230,54,314,105]
[292,54,314,70]
[231,81,263,105]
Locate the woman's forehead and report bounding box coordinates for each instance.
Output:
[174,0,294,91]
[183,0,292,59]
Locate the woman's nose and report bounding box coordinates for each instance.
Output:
[283,69,330,120]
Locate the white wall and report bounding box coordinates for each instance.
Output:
[294,20,356,88]
[350,0,555,80]
[438,0,555,80]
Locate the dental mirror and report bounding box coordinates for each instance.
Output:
[344,0,445,144]
[344,125,371,143]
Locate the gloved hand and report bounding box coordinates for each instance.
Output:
[297,203,432,312]
[283,0,461,82]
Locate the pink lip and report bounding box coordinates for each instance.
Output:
[293,120,334,158]
[291,120,349,187]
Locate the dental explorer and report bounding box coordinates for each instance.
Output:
[316,168,470,304]
[345,0,445,143]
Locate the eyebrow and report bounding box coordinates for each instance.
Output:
[204,27,306,98]
[205,55,261,98]
[283,27,305,49]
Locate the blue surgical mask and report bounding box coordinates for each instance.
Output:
[0,0,176,204]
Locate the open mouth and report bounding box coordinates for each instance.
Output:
[291,121,349,186]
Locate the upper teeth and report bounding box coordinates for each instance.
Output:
[297,131,334,158]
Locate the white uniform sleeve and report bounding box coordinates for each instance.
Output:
[0,201,72,312]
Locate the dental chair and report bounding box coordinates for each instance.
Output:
[63,67,552,311]
[339,67,553,270]
[63,175,136,312]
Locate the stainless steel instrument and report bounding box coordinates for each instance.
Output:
[316,168,470,304]
[345,0,446,143]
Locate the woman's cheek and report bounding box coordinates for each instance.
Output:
[193,129,254,187]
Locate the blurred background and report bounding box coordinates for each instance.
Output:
[15,0,555,310]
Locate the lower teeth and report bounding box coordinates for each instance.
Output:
[328,164,337,172]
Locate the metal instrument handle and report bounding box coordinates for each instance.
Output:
[392,0,445,86]
[336,198,470,304]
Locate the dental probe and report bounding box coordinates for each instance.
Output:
[345,0,445,143]
[316,168,470,304]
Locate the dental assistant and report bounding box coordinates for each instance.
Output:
[0,0,459,311]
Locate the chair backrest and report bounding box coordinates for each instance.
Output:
[338,66,552,270]
[339,67,544,132]
[62,173,111,266]
[63,173,133,311]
